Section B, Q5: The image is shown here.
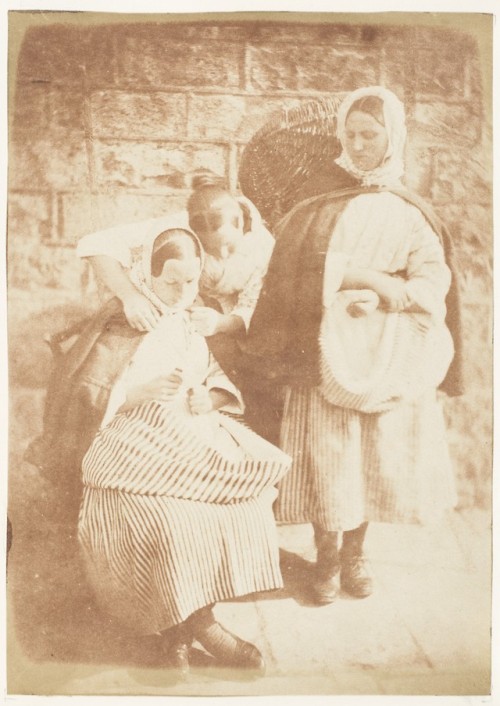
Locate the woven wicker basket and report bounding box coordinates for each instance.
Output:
[238,97,357,228]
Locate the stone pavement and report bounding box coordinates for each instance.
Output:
[7,507,491,698]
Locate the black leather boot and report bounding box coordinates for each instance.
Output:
[160,622,192,677]
[340,522,373,599]
[311,525,340,605]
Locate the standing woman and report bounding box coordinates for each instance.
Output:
[242,86,463,605]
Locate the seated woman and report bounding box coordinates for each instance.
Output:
[77,226,291,676]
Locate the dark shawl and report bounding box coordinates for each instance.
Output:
[25,298,145,498]
[240,186,464,398]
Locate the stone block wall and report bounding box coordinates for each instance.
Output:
[9,18,491,290]
[7,15,493,506]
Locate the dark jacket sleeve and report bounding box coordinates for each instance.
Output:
[240,190,356,387]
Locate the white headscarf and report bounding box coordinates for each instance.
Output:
[130,222,204,314]
[335,86,407,188]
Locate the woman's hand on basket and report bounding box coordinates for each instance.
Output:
[346,290,380,317]
[371,273,411,313]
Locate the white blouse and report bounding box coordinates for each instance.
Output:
[101,309,243,430]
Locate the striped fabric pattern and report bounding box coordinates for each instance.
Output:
[274,385,457,532]
[79,488,283,634]
[78,401,290,634]
[82,401,290,502]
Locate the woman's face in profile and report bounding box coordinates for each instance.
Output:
[344,110,389,172]
[152,257,201,309]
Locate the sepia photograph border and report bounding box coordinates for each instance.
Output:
[1,1,498,705]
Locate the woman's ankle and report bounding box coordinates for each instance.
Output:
[186,604,216,635]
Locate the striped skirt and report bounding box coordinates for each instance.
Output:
[79,489,282,634]
[274,386,457,532]
[78,401,291,634]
